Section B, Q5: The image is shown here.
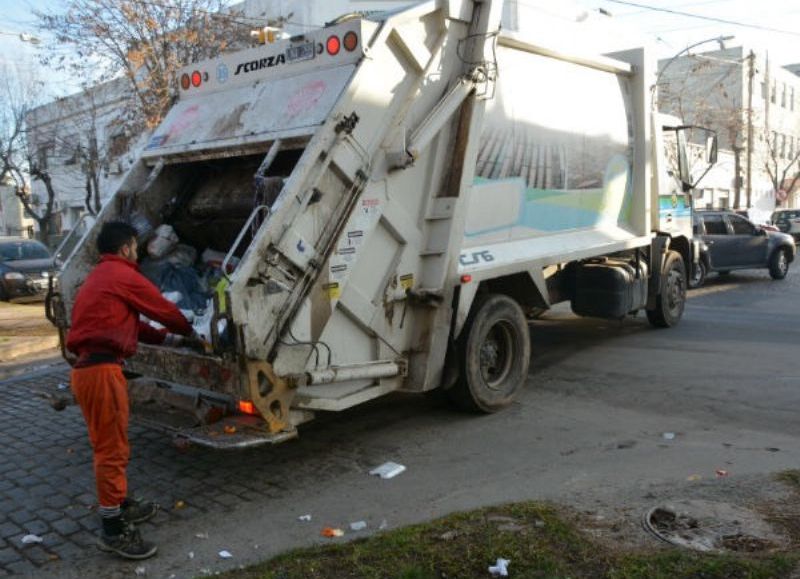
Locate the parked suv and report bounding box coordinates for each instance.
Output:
[770,209,800,243]
[689,210,796,288]
[0,237,58,302]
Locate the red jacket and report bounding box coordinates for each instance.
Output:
[66,255,193,361]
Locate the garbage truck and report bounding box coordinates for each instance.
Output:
[48,0,715,448]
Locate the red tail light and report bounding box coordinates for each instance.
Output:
[326,35,341,56]
[343,31,358,52]
[191,70,202,87]
[237,400,258,415]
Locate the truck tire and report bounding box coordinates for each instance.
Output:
[688,260,706,289]
[769,247,790,280]
[449,294,531,413]
[646,250,686,328]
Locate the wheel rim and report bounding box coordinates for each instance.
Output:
[778,251,788,275]
[665,265,685,317]
[479,320,515,390]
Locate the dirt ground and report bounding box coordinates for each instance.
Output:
[0,301,62,379]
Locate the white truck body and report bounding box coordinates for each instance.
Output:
[51,0,697,448]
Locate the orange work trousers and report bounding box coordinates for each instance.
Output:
[71,364,130,508]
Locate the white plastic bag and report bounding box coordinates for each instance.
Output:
[147,224,179,258]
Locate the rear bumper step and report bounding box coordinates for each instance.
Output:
[136,413,298,449]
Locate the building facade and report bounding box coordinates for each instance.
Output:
[25,78,136,235]
[0,177,35,238]
[657,46,800,219]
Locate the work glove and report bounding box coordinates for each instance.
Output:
[183,331,212,355]
[163,331,212,354]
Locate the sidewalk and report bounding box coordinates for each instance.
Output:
[0,302,62,376]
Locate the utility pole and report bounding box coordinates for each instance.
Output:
[732,145,742,208]
[745,50,755,209]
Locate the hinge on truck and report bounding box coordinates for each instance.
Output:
[406,288,444,308]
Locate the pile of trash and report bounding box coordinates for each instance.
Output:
[138,224,237,344]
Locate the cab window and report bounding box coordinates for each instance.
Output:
[728,215,755,235]
[701,214,727,235]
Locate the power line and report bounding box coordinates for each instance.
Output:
[597,0,800,37]
[611,0,733,17]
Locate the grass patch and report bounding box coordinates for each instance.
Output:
[217,502,797,579]
[776,470,800,493]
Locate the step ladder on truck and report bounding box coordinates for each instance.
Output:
[47,0,716,448]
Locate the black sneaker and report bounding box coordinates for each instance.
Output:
[121,498,159,524]
[97,526,158,560]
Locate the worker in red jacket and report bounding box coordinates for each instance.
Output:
[67,221,198,560]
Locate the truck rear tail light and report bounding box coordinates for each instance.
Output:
[343,31,358,52]
[180,73,190,90]
[237,400,258,415]
[326,35,341,56]
[191,70,202,87]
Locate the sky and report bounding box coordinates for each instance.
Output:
[0,0,799,100]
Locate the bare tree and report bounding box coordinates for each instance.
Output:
[658,55,747,204]
[0,66,58,240]
[37,0,253,131]
[761,129,800,206]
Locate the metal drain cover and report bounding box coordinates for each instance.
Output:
[642,499,784,553]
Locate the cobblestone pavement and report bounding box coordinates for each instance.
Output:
[0,364,405,577]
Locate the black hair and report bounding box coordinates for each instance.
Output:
[96,221,138,255]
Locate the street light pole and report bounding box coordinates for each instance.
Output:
[652,35,736,99]
[0,31,42,45]
[745,50,755,209]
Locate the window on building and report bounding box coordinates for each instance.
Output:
[771,80,777,104]
[106,122,130,159]
[781,134,787,158]
[772,131,778,153]
[789,136,795,160]
[36,138,55,170]
[781,83,787,108]
[761,81,767,100]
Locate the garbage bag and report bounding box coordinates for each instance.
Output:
[142,261,210,312]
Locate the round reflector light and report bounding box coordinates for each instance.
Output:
[191,71,202,87]
[326,35,341,56]
[343,31,358,52]
[180,74,190,90]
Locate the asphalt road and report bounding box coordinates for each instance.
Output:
[2,266,800,578]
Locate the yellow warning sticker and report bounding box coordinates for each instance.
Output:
[323,282,341,300]
[399,273,414,290]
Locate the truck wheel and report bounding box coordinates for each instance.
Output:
[449,294,530,413]
[769,248,790,280]
[688,260,706,289]
[646,250,686,328]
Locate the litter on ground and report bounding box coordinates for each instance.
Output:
[298,514,312,522]
[21,534,43,544]
[369,461,406,479]
[488,557,510,577]
[219,550,233,559]
[349,521,367,531]
[321,527,344,538]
